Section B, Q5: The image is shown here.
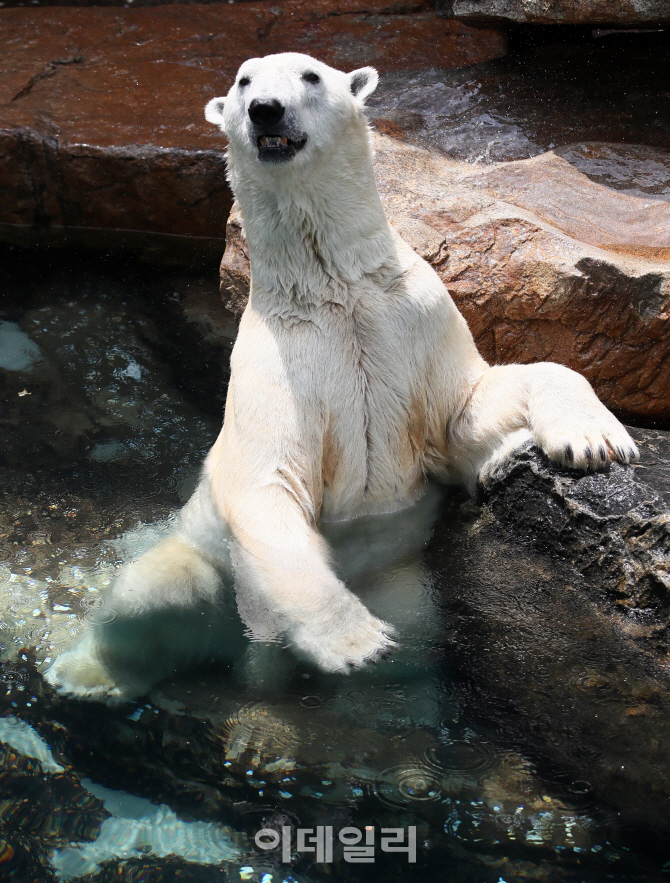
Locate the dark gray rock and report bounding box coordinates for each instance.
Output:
[426,489,670,852]
[478,427,670,656]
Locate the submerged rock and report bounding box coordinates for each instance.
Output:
[1,652,652,880]
[0,246,233,471]
[0,715,246,882]
[0,720,109,883]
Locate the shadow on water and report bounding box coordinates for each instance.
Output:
[0,245,669,881]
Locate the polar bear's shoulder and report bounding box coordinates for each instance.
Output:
[386,234,457,313]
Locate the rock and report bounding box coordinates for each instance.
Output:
[220,134,670,423]
[427,475,670,848]
[415,145,670,426]
[218,204,250,317]
[368,36,670,162]
[478,427,670,655]
[0,2,505,261]
[438,0,670,26]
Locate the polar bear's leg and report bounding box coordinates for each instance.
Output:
[232,642,295,692]
[231,536,396,675]
[45,535,236,701]
[220,478,397,674]
[450,363,638,491]
[524,363,639,468]
[46,484,240,701]
[229,490,441,687]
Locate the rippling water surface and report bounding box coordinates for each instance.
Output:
[1,246,669,882]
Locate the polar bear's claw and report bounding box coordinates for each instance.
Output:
[536,410,639,473]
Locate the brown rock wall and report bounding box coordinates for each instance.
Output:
[0,3,506,257]
[430,217,670,423]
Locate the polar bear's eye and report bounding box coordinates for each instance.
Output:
[238,77,251,87]
[302,72,320,84]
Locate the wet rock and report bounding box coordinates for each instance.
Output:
[220,134,670,423]
[0,2,505,261]
[426,489,670,850]
[0,337,97,470]
[438,0,670,26]
[369,35,670,163]
[218,206,250,318]
[479,427,670,655]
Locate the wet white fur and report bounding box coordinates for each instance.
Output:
[47,53,638,700]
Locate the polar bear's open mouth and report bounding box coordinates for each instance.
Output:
[257,134,307,163]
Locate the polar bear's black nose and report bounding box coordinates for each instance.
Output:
[248,99,285,127]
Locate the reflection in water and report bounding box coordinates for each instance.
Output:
[0,717,244,880]
[53,777,242,881]
[0,249,668,881]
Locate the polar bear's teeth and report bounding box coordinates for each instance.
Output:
[260,136,289,147]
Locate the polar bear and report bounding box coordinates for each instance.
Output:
[46,52,638,700]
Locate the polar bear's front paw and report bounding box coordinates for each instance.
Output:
[291,607,397,674]
[44,640,124,702]
[538,417,639,472]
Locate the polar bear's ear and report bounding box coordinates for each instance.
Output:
[348,67,379,103]
[205,97,226,128]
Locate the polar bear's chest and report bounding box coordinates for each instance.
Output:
[320,313,434,518]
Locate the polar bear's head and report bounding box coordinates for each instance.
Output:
[205,53,378,168]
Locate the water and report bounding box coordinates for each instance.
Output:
[1,245,669,882]
[368,31,670,164]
